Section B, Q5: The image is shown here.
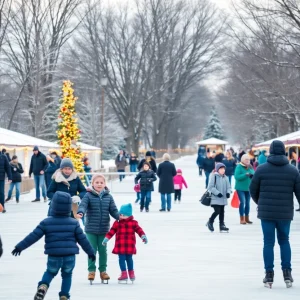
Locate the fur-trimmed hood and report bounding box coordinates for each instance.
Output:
[52,169,78,187]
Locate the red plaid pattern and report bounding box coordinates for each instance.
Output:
[105,216,145,255]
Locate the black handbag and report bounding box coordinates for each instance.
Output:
[200,175,216,206]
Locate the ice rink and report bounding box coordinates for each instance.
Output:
[1,155,300,300]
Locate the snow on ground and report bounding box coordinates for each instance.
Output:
[1,155,300,300]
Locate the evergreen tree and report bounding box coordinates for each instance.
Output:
[57,80,84,173]
[203,107,225,140]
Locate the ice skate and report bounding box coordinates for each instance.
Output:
[118,271,128,284]
[283,269,293,288]
[263,271,274,289]
[88,271,95,285]
[206,221,214,232]
[100,271,110,284]
[34,284,48,300]
[128,270,135,283]
[220,223,229,233]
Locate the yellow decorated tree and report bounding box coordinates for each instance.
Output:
[57,80,84,173]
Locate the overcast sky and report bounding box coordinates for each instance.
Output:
[211,0,232,9]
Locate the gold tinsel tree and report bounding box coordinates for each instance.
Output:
[57,80,84,173]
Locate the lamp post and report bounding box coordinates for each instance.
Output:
[100,77,108,168]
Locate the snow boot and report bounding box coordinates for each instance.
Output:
[206,221,214,232]
[159,209,166,212]
[128,270,135,282]
[100,271,110,284]
[283,269,293,288]
[118,271,128,284]
[88,271,95,284]
[240,216,246,225]
[245,216,253,224]
[263,271,274,288]
[5,198,11,202]
[220,223,229,233]
[60,296,69,300]
[34,284,48,300]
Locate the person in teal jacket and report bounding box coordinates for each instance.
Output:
[258,150,267,165]
[234,154,255,225]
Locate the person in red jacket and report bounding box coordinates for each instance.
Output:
[173,169,188,202]
[102,203,147,283]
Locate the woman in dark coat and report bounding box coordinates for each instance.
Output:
[157,153,176,212]
[138,151,157,173]
[45,152,61,189]
[222,150,237,186]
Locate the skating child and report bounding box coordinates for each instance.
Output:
[134,162,157,212]
[11,191,95,300]
[102,203,148,283]
[134,183,141,203]
[173,169,188,202]
[77,174,119,284]
[206,163,231,233]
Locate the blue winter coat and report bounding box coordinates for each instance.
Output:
[47,170,86,199]
[15,191,94,256]
[78,188,119,235]
[45,156,61,174]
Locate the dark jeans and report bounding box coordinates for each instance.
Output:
[237,190,251,216]
[0,180,4,209]
[161,193,171,210]
[261,220,291,272]
[205,171,211,189]
[198,167,203,176]
[227,175,232,185]
[209,205,225,223]
[130,164,137,172]
[39,255,75,298]
[136,192,141,201]
[45,172,54,190]
[140,190,151,210]
[118,170,125,181]
[118,254,134,271]
[174,189,182,201]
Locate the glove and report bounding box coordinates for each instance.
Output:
[12,247,22,256]
[102,238,109,246]
[88,254,96,262]
[226,193,230,199]
[72,195,81,204]
[217,193,223,198]
[141,235,148,244]
[249,174,254,179]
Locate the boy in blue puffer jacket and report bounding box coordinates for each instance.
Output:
[11,191,95,300]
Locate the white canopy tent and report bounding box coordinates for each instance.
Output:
[0,127,101,173]
[196,138,229,146]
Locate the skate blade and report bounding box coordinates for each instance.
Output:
[89,280,93,285]
[264,282,273,289]
[101,280,109,284]
[285,280,292,288]
[118,280,128,284]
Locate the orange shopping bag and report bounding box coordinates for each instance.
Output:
[231,190,240,208]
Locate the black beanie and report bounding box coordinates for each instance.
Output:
[269,140,285,155]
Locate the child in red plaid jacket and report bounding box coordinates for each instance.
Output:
[102,203,147,283]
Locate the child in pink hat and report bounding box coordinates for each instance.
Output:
[173,169,188,203]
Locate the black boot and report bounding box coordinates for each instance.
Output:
[220,223,229,233]
[296,208,300,212]
[283,269,293,288]
[263,271,274,288]
[206,221,214,232]
[5,198,11,202]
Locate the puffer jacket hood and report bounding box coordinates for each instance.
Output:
[50,191,72,217]
[268,140,289,166]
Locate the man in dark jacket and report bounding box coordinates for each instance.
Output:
[29,146,48,202]
[250,140,300,288]
[202,152,215,189]
[0,152,12,213]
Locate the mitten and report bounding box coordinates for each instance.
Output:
[88,254,96,262]
[141,235,148,244]
[102,238,109,246]
[12,247,22,256]
[249,174,254,179]
[217,193,223,198]
[72,195,81,204]
[226,193,230,199]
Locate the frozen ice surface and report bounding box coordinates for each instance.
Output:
[1,155,300,300]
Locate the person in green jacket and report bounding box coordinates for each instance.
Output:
[234,154,255,225]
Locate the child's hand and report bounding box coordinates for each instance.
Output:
[76,213,83,219]
[141,235,148,244]
[102,238,109,246]
[11,247,22,256]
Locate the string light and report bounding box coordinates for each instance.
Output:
[56,80,84,173]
